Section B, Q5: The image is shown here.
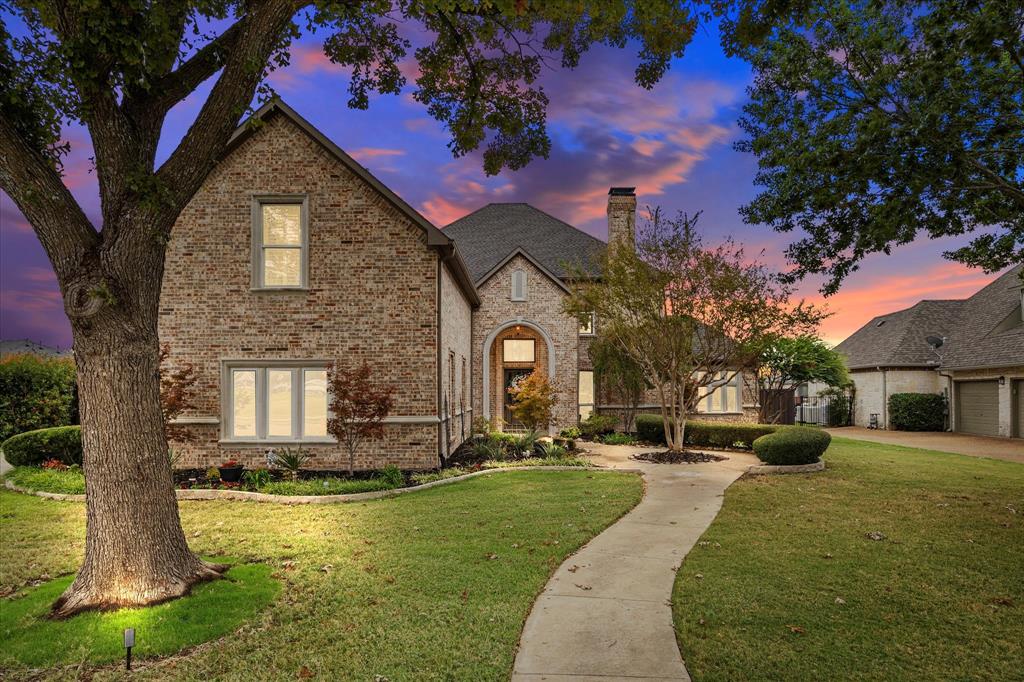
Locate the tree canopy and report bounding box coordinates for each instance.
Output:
[729,0,1023,293]
[757,334,848,422]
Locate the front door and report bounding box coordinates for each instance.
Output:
[503,369,532,431]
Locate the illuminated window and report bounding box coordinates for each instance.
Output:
[225,364,329,440]
[254,198,307,288]
[578,370,595,420]
[503,339,535,362]
[579,313,595,336]
[699,372,743,414]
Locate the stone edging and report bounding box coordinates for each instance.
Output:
[3,465,642,505]
[746,460,825,475]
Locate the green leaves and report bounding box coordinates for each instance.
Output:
[732,0,1024,292]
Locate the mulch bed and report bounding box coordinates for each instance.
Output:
[631,450,728,464]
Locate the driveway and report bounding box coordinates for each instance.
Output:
[512,442,758,681]
[826,427,1024,463]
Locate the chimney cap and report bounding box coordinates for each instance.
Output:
[608,187,636,196]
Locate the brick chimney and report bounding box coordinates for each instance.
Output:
[607,187,636,247]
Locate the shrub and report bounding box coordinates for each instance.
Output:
[483,456,591,468]
[410,467,469,485]
[258,477,395,496]
[635,414,779,449]
[242,467,272,489]
[889,393,946,431]
[378,464,405,487]
[752,427,831,465]
[271,446,311,480]
[1,426,82,467]
[600,432,637,445]
[579,413,616,440]
[0,354,77,442]
[559,426,581,440]
[510,430,541,458]
[471,435,507,461]
[538,441,568,458]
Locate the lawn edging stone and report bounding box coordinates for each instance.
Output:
[4,465,641,505]
[746,460,826,475]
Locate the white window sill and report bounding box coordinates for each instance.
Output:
[219,438,335,446]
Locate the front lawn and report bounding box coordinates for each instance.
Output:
[0,470,641,679]
[673,437,1024,681]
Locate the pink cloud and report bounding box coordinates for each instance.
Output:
[348,147,406,162]
[420,195,478,227]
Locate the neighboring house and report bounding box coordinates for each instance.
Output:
[160,100,757,471]
[835,264,1024,438]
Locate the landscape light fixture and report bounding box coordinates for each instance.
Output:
[123,627,135,670]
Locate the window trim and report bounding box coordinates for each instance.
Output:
[221,360,332,443]
[251,195,310,290]
[699,372,744,414]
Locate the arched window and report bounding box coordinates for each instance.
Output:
[511,269,527,301]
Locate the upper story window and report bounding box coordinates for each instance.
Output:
[224,363,329,442]
[511,269,527,301]
[579,313,595,336]
[253,197,308,289]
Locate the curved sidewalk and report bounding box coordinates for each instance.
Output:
[512,443,755,681]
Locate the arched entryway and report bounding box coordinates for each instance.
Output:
[482,319,557,434]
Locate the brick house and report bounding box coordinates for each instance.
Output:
[161,100,757,470]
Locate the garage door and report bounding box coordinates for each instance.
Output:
[956,381,999,436]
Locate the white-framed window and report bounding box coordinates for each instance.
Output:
[503,338,535,363]
[579,313,595,336]
[511,269,527,301]
[252,196,308,289]
[579,370,595,421]
[698,372,743,414]
[223,363,329,441]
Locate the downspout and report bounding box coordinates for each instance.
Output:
[878,367,887,430]
[436,253,445,468]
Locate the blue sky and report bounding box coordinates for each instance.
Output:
[0,17,995,349]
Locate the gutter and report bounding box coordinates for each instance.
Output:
[878,367,887,429]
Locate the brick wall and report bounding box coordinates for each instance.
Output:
[440,261,474,454]
[159,113,443,470]
[471,255,579,432]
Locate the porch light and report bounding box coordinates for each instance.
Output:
[999,376,1006,386]
[123,628,135,670]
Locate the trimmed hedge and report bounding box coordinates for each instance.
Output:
[0,354,77,442]
[635,414,778,449]
[752,427,831,465]
[888,393,946,431]
[579,413,617,440]
[1,426,82,467]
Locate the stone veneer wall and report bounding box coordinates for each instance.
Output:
[849,368,941,429]
[471,254,578,432]
[160,113,443,470]
[440,261,474,454]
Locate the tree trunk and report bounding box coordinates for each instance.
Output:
[52,309,225,618]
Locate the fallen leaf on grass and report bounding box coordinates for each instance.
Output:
[298,665,312,678]
[835,597,846,605]
[865,531,886,541]
[787,625,805,634]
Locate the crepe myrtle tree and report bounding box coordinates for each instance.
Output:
[727,0,1024,293]
[565,209,827,451]
[0,1,700,616]
[588,335,648,432]
[757,335,848,423]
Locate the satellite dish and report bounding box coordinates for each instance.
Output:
[926,335,944,349]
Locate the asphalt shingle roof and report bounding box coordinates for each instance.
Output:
[835,264,1023,371]
[442,203,605,282]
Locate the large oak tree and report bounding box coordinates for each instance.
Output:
[0,0,700,616]
[726,0,1023,293]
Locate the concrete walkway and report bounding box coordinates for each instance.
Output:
[826,427,1024,463]
[512,443,756,681]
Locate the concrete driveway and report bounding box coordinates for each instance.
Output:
[826,427,1024,463]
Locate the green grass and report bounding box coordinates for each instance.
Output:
[1,562,277,668]
[0,470,642,680]
[4,465,85,494]
[673,437,1024,681]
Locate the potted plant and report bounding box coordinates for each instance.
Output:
[218,458,244,483]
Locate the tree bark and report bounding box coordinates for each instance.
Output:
[52,306,226,618]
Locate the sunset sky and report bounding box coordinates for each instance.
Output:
[0,19,1002,350]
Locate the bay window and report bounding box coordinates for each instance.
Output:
[224,363,329,441]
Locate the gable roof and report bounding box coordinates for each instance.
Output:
[442,203,605,283]
[224,99,480,307]
[476,247,571,293]
[836,264,1023,371]
[940,264,1024,370]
